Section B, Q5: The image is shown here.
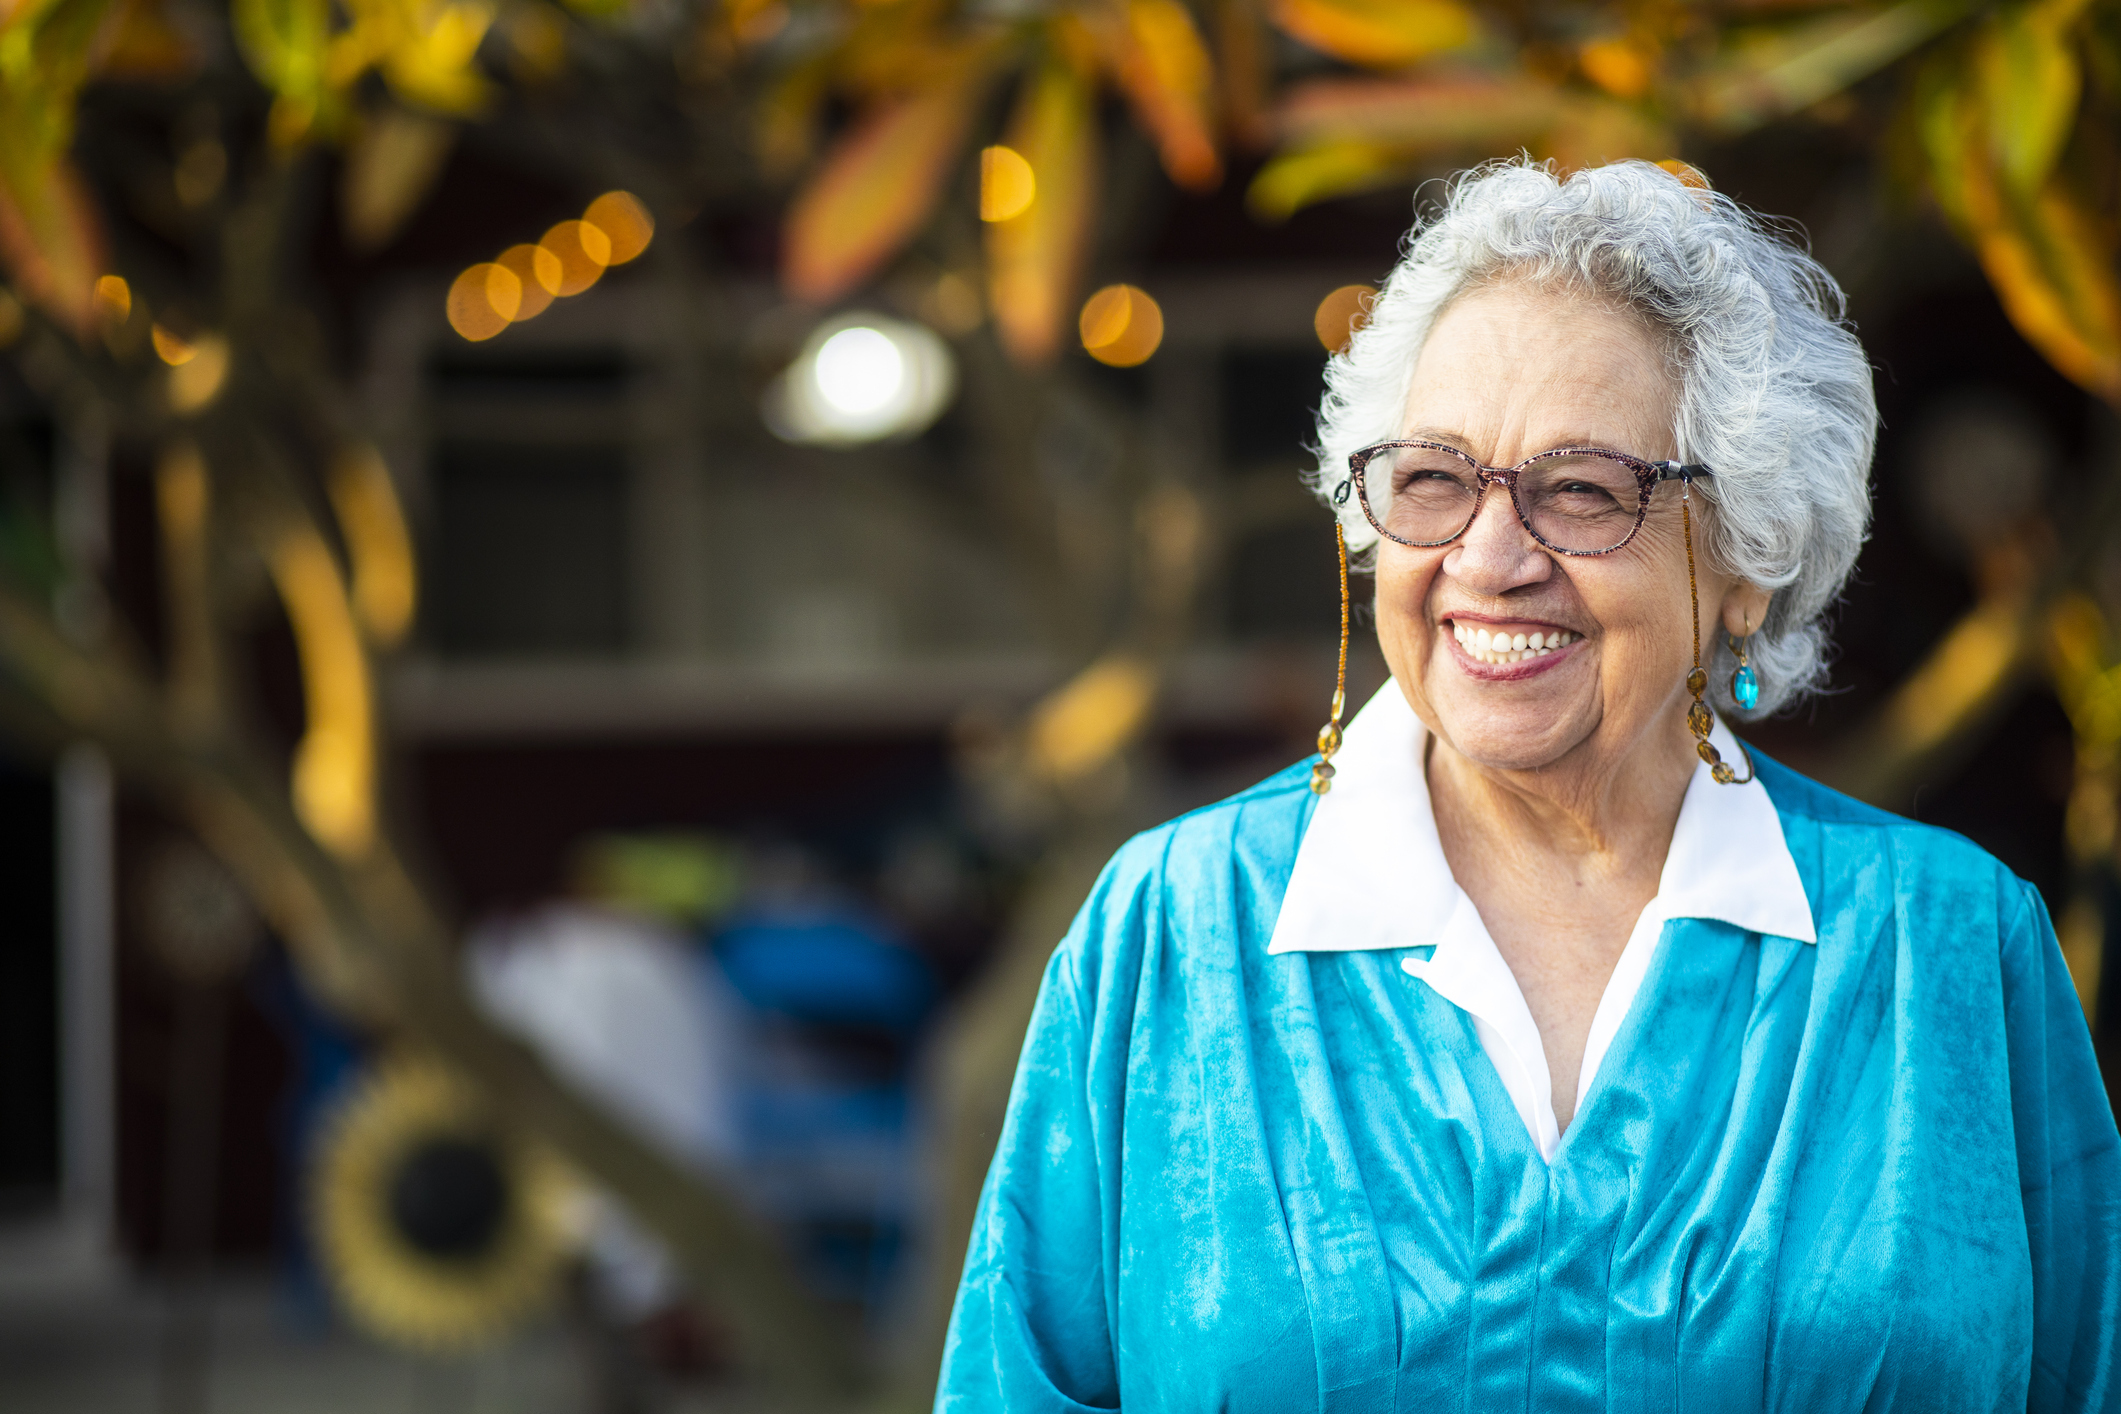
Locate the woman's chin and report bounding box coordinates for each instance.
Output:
[1424,685,1593,774]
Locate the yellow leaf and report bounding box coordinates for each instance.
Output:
[1880,595,2027,755]
[1268,0,1473,69]
[782,52,992,304]
[1092,0,1221,190]
[376,0,496,115]
[755,52,831,178]
[1026,653,1158,784]
[988,62,1099,364]
[341,105,454,250]
[270,526,375,858]
[1247,137,1407,221]
[329,445,417,649]
[1911,47,1974,224]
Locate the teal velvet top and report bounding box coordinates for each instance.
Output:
[936,754,2121,1412]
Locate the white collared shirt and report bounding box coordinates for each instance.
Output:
[1267,683,1816,1160]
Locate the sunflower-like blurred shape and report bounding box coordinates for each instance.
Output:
[311,1055,577,1351]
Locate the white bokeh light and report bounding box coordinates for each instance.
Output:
[766,313,956,446]
[812,327,905,417]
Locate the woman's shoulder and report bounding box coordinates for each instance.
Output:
[1057,759,1317,975]
[1753,751,2047,937]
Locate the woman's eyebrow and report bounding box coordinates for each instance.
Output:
[1399,427,1628,456]
[1401,426,1474,450]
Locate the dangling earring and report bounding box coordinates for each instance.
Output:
[1312,517,1350,794]
[1679,479,1754,786]
[1728,616,1760,711]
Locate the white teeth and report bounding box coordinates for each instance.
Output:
[1451,625,1578,664]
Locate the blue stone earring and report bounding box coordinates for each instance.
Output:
[1729,617,1760,712]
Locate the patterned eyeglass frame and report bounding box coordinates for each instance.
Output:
[1341,440,1715,557]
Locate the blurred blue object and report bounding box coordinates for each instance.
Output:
[713,909,936,1034]
[710,903,937,1309]
[253,948,363,1328]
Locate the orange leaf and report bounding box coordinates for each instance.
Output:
[988,62,1100,364]
[1251,74,1570,219]
[1919,58,2121,404]
[1271,73,1564,148]
[1269,0,1473,69]
[1092,0,1221,190]
[1215,0,1271,151]
[781,55,992,304]
[91,0,200,79]
[0,154,105,337]
[1966,173,2121,403]
[1539,95,1674,171]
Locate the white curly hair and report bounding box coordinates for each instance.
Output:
[1311,158,1877,717]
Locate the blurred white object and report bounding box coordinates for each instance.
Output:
[765,312,956,445]
[466,903,744,1317]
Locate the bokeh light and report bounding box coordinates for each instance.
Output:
[441,192,653,342]
[1313,284,1375,354]
[1079,285,1163,368]
[766,313,957,445]
[583,191,654,264]
[151,324,197,366]
[447,263,522,342]
[815,327,904,417]
[497,244,561,321]
[979,146,1036,223]
[93,274,132,324]
[167,334,230,413]
[540,221,610,297]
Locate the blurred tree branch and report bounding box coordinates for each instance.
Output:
[3,0,2119,1394]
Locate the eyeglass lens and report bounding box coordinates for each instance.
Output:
[1364,445,1646,554]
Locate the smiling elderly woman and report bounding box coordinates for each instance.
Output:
[935,160,2120,1412]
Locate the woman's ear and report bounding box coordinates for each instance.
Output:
[1720,583,1772,638]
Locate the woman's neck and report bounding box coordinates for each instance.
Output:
[1424,719,1695,880]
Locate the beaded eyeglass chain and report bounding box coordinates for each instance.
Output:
[1679,474,1755,786]
[1311,519,1350,794]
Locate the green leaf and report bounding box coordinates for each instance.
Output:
[231,0,331,103]
[1977,0,2086,193]
[1693,0,1975,134]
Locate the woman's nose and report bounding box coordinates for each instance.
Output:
[1444,484,1551,594]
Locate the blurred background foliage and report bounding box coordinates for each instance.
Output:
[0,0,2117,1404]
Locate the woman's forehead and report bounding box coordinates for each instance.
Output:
[1400,282,1677,457]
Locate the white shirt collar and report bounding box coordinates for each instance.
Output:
[1266,682,1815,1159]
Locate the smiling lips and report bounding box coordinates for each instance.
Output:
[1449,620,1581,666]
